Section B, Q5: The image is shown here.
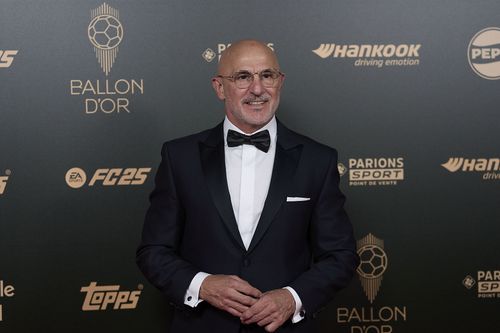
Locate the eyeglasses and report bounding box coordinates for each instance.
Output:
[216,69,284,89]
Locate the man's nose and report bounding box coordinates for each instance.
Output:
[248,73,264,95]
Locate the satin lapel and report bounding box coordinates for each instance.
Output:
[247,126,302,253]
[199,124,246,251]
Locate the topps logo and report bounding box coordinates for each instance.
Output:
[81,282,142,311]
[0,50,18,68]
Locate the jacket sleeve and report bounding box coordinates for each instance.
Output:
[136,142,199,307]
[289,149,359,317]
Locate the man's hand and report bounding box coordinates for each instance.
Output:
[240,289,296,332]
[199,275,262,317]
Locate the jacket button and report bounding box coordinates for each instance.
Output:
[243,258,250,267]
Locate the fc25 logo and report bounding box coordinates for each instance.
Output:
[0,50,18,68]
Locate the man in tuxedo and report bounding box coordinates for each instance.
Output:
[137,39,359,333]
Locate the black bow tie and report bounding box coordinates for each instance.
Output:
[226,129,271,153]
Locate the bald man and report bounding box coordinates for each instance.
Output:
[137,40,359,333]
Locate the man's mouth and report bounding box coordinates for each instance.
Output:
[243,97,270,106]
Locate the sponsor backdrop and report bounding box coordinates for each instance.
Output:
[1,0,498,332]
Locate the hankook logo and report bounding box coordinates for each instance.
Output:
[442,157,499,180]
[81,282,142,311]
[313,43,421,68]
[203,43,275,63]
[0,50,18,68]
[65,167,151,188]
[88,3,123,76]
[468,27,500,80]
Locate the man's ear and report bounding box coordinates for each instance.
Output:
[211,78,225,100]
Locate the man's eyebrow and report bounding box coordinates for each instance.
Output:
[234,68,275,73]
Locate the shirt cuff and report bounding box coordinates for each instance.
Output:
[184,272,210,307]
[283,286,305,323]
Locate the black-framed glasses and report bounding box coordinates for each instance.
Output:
[216,69,284,89]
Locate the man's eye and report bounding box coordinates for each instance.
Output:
[235,73,251,81]
[261,72,273,79]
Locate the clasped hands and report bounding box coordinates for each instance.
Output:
[199,274,296,332]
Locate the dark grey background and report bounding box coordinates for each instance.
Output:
[1,0,499,332]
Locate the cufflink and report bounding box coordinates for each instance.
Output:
[300,310,305,317]
[187,296,192,301]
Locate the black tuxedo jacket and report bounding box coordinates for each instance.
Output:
[137,120,359,333]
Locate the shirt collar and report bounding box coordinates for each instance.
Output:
[223,116,277,147]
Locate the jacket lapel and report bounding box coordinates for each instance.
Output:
[199,123,246,251]
[247,121,302,253]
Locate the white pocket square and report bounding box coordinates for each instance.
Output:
[286,196,310,202]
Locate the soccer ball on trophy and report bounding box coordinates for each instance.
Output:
[88,14,123,50]
[357,244,388,279]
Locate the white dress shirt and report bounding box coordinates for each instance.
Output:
[184,116,304,323]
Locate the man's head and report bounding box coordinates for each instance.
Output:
[212,40,284,134]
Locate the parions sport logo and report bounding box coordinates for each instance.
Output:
[441,157,499,181]
[81,282,142,311]
[463,270,500,299]
[202,43,275,63]
[313,43,420,68]
[65,167,151,189]
[468,27,500,80]
[69,3,144,115]
[340,157,405,186]
[336,234,408,333]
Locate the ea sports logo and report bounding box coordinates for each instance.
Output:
[468,27,500,80]
[66,167,87,189]
[357,244,388,279]
[88,14,123,50]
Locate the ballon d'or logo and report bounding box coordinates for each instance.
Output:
[357,233,388,303]
[88,3,123,76]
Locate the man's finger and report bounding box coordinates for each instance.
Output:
[234,282,262,299]
[240,298,268,322]
[227,276,262,299]
[265,321,281,333]
[223,299,249,315]
[230,289,260,307]
[249,306,274,325]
